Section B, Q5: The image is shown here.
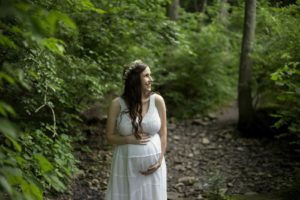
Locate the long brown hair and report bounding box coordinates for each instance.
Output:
[122,60,149,139]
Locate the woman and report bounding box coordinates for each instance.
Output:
[105,60,167,200]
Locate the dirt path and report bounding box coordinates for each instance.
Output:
[48,102,299,200]
[166,103,298,199]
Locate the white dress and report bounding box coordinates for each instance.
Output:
[105,93,167,200]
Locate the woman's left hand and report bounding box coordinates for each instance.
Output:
[140,159,162,176]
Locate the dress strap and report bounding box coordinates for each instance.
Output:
[149,93,156,111]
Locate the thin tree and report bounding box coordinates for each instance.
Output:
[197,0,207,13]
[238,0,256,134]
[167,0,179,20]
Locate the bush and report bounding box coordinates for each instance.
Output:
[156,15,239,118]
[251,2,300,147]
[20,129,78,193]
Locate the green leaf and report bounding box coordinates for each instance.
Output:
[280,52,291,59]
[0,167,23,185]
[78,0,106,14]
[0,101,16,117]
[0,34,17,49]
[92,7,106,14]
[40,37,65,55]
[55,11,77,30]
[0,176,13,195]
[15,156,26,167]
[0,72,15,84]
[21,180,43,200]
[44,174,66,191]
[45,11,58,35]
[46,11,77,34]
[0,119,18,139]
[8,136,22,152]
[33,154,54,174]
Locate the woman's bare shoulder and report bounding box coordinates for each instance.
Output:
[112,97,120,103]
[154,93,165,105]
[109,97,121,111]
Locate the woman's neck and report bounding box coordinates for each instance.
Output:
[141,91,151,101]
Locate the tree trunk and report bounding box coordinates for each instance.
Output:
[238,0,256,134]
[197,0,207,13]
[167,0,179,20]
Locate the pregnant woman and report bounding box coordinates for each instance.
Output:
[105,60,167,200]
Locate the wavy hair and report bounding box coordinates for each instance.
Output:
[121,60,150,139]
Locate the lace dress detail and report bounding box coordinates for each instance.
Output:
[105,93,167,200]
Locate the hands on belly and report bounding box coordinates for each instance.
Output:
[126,132,151,145]
[140,159,162,176]
[126,132,162,175]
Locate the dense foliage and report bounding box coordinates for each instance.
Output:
[252,2,300,147]
[0,0,104,199]
[0,0,299,199]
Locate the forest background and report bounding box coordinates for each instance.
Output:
[0,0,299,199]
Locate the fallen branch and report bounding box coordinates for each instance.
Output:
[35,92,57,137]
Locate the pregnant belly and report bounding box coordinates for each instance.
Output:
[126,133,161,157]
[115,133,161,172]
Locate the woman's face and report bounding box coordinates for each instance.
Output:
[140,66,153,94]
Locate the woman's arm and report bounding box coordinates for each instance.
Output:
[156,94,167,163]
[140,94,167,175]
[106,98,150,145]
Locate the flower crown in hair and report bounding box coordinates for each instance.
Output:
[123,59,144,81]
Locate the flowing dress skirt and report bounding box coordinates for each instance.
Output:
[105,133,167,200]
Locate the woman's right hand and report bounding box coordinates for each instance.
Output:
[126,133,151,145]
